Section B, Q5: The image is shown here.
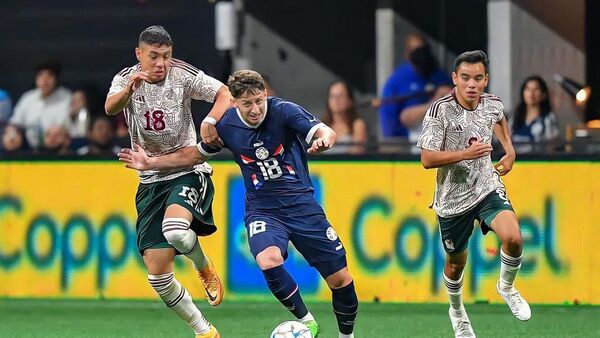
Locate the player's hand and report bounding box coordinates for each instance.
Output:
[494,152,516,176]
[307,137,332,154]
[118,143,152,170]
[200,122,224,147]
[127,71,150,94]
[462,141,493,160]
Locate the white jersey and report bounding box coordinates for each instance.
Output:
[417,89,506,217]
[108,58,223,183]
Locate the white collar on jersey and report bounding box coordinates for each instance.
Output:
[235,100,268,128]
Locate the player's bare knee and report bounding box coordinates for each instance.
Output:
[256,247,284,270]
[445,260,466,277]
[143,249,175,274]
[503,231,523,251]
[326,271,353,289]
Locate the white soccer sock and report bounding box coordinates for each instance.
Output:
[499,249,522,291]
[162,218,207,270]
[148,272,210,334]
[339,333,354,338]
[299,312,315,323]
[443,272,465,316]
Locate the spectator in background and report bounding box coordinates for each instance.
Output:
[510,75,559,145]
[379,33,452,141]
[1,124,29,154]
[0,89,12,122]
[77,116,120,155]
[9,62,72,149]
[41,125,71,155]
[64,89,90,139]
[322,81,367,154]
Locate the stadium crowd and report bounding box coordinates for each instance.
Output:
[0,34,578,157]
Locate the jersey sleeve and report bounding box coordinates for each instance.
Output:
[108,72,128,96]
[494,100,505,123]
[416,103,446,151]
[484,94,505,123]
[186,70,224,103]
[282,102,325,143]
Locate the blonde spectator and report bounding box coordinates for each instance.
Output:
[64,89,90,138]
[322,81,368,154]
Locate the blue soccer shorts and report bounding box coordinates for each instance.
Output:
[245,209,347,278]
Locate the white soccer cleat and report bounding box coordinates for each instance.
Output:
[496,280,531,321]
[449,307,476,338]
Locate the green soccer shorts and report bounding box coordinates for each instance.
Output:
[437,189,515,254]
[134,171,216,255]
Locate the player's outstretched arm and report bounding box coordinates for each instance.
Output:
[105,71,150,115]
[493,116,516,175]
[307,126,337,154]
[200,85,232,147]
[118,144,206,171]
[421,141,493,169]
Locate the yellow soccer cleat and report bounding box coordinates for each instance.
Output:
[198,257,224,306]
[196,324,220,338]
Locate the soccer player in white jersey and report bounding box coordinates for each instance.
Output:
[417,50,531,338]
[105,25,231,338]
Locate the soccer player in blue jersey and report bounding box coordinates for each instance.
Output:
[118,70,359,338]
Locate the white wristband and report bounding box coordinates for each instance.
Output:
[202,116,217,126]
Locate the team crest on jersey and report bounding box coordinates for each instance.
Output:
[444,239,455,251]
[255,147,269,160]
[326,227,338,241]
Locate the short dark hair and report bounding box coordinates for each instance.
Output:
[453,50,488,73]
[139,25,173,46]
[34,61,61,78]
[227,70,266,98]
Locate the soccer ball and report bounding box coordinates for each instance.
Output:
[270,321,312,338]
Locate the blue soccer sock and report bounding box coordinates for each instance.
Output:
[331,281,358,335]
[262,265,309,319]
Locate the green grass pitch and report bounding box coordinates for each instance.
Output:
[0,299,598,337]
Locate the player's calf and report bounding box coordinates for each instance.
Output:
[262,265,311,319]
[162,218,223,306]
[162,218,208,269]
[148,272,216,335]
[497,249,531,321]
[330,281,358,337]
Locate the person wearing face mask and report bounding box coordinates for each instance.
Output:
[9,62,72,148]
[379,33,452,140]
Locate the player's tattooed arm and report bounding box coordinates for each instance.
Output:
[105,71,150,115]
[200,85,232,147]
[307,126,337,154]
[493,116,516,175]
[117,144,209,171]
